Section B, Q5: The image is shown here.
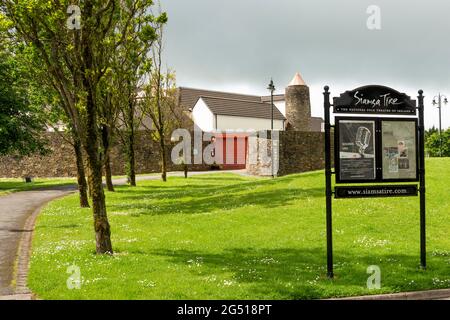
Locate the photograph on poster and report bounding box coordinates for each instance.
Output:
[338,119,376,181]
[381,121,417,180]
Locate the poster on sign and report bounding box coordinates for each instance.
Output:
[336,119,376,182]
[381,120,418,180]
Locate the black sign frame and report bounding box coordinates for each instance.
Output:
[334,117,419,184]
[323,85,426,279]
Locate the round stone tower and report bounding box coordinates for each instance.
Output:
[285,72,311,131]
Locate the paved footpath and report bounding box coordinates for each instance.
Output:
[0,186,76,298]
[0,171,241,300]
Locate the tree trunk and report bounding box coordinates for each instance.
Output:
[83,72,113,254]
[126,133,136,186]
[125,102,136,186]
[159,131,167,182]
[86,157,113,254]
[184,164,188,178]
[73,133,90,207]
[104,153,114,192]
[102,125,114,192]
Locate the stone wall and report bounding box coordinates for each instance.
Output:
[0,131,333,178]
[0,132,209,178]
[246,131,334,176]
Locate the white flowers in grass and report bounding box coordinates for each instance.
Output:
[259,257,279,265]
[432,278,450,287]
[34,239,91,255]
[138,279,156,288]
[354,236,391,248]
[222,280,234,287]
[187,257,203,268]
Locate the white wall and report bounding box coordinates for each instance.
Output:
[192,98,215,132]
[274,101,286,116]
[216,115,284,131]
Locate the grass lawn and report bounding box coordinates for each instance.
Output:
[0,178,77,195]
[28,158,450,299]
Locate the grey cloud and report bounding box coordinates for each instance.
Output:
[162,0,450,128]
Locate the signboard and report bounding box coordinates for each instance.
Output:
[333,85,416,115]
[335,185,418,199]
[335,117,419,183]
[323,85,426,279]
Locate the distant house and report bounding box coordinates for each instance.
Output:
[192,96,285,131]
[175,72,324,133]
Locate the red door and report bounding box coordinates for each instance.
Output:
[214,134,248,170]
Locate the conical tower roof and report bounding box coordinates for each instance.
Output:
[288,72,306,86]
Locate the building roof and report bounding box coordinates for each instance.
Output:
[178,87,261,110]
[288,72,306,86]
[199,96,286,120]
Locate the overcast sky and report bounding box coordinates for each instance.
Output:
[162,0,450,129]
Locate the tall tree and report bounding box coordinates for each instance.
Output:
[111,3,166,186]
[142,25,183,181]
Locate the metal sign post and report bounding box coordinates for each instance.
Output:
[418,90,426,269]
[323,86,333,279]
[323,85,426,279]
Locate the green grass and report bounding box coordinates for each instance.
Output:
[28,158,450,299]
[0,178,77,195]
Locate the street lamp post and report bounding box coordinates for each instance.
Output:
[267,79,275,178]
[432,93,448,157]
[267,79,275,130]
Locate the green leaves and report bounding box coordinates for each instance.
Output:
[425,129,450,157]
[156,12,168,24]
[139,24,157,42]
[0,49,48,156]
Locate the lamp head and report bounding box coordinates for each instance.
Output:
[267,79,275,93]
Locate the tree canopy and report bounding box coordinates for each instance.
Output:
[0,47,47,156]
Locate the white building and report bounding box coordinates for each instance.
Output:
[179,72,323,133]
[192,96,285,132]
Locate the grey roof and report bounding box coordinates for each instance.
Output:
[178,87,261,110]
[199,96,286,120]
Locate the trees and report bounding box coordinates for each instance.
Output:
[0,47,47,156]
[425,129,450,157]
[2,0,167,254]
[0,0,165,254]
[111,4,165,186]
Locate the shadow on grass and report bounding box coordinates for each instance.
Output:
[150,247,447,299]
[109,174,325,216]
